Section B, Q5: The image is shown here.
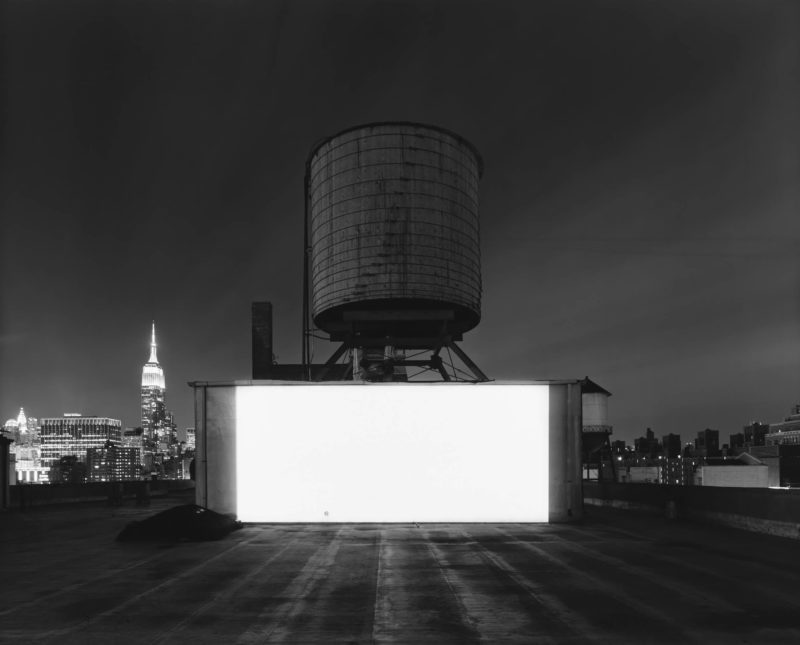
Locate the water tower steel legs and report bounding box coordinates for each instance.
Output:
[445,341,489,382]
[315,337,488,382]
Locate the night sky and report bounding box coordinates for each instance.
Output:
[2,0,798,445]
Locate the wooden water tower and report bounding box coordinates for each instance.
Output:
[302,122,488,382]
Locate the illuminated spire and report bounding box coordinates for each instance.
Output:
[142,321,165,389]
[149,321,158,364]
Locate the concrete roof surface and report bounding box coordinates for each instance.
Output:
[2,492,800,644]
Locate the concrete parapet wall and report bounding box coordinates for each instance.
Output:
[7,480,195,510]
[584,482,800,540]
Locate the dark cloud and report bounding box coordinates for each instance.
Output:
[2,0,798,443]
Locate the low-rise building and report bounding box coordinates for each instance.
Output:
[662,456,699,486]
[766,404,800,446]
[694,454,769,488]
[743,422,769,448]
[745,445,800,487]
[625,466,660,484]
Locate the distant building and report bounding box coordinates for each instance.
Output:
[626,466,660,484]
[185,428,196,451]
[766,404,800,446]
[87,442,140,482]
[744,422,769,448]
[695,428,720,458]
[634,428,660,459]
[729,433,746,452]
[661,457,699,486]
[160,411,177,452]
[694,454,769,488]
[8,407,27,436]
[4,408,45,482]
[121,427,144,468]
[50,455,87,484]
[3,408,39,444]
[140,322,181,476]
[746,444,800,487]
[141,323,166,447]
[14,444,48,483]
[662,433,682,459]
[39,415,122,478]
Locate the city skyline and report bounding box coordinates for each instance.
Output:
[1,0,798,443]
[2,321,193,483]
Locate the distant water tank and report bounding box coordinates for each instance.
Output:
[307,122,483,338]
[580,377,612,433]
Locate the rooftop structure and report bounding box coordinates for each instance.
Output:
[766,403,800,446]
[303,122,487,381]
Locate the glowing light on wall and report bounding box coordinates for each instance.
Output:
[235,383,549,522]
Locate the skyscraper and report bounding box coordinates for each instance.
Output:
[139,322,181,478]
[141,322,168,473]
[141,322,166,439]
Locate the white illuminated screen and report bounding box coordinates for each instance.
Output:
[235,383,549,522]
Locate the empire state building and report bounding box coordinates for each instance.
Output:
[141,322,166,442]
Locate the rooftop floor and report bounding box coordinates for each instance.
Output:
[2,493,800,644]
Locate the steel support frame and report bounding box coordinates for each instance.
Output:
[314,336,488,383]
